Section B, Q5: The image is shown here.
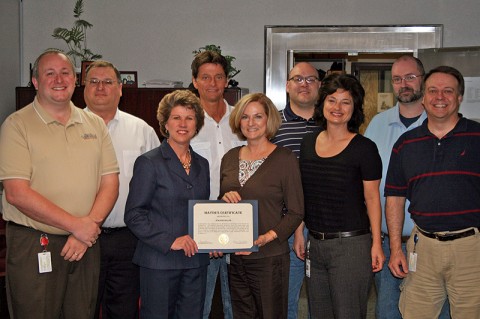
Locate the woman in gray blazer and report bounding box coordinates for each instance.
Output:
[125,90,210,319]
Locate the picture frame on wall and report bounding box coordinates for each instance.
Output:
[80,61,94,86]
[377,92,394,112]
[120,71,138,88]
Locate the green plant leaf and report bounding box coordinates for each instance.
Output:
[73,0,84,19]
[51,0,101,65]
[74,19,93,29]
[192,44,241,79]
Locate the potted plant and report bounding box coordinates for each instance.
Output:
[52,0,102,67]
[192,44,241,87]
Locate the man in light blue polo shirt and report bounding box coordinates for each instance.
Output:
[365,55,449,319]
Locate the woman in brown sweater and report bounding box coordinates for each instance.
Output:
[220,93,304,319]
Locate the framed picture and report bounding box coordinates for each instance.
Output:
[120,71,138,88]
[80,61,94,86]
[377,93,394,112]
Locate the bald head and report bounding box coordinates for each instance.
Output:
[286,62,321,114]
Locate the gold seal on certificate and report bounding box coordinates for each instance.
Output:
[188,200,259,253]
[218,234,229,245]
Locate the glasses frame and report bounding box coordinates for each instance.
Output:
[391,74,423,85]
[85,78,120,87]
[288,75,319,85]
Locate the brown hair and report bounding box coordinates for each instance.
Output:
[157,90,205,138]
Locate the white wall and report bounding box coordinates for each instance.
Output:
[2,0,480,120]
[0,0,20,124]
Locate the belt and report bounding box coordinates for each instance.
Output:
[7,221,69,237]
[7,221,29,229]
[309,229,370,240]
[101,227,127,234]
[381,232,410,243]
[417,227,477,242]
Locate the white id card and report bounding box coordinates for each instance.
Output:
[408,252,417,272]
[38,251,52,273]
[306,259,311,278]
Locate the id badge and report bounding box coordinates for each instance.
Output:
[408,252,417,272]
[38,251,52,273]
[305,240,311,278]
[38,233,52,273]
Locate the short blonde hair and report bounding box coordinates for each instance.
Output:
[229,93,281,141]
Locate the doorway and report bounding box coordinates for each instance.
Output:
[264,25,443,110]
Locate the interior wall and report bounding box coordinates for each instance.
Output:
[4,0,480,119]
[0,0,20,124]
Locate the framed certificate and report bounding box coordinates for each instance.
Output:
[188,200,259,253]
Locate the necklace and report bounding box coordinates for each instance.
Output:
[181,150,191,170]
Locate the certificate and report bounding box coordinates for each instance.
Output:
[188,200,259,253]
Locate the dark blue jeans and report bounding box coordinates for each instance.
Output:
[203,257,232,319]
[287,228,309,319]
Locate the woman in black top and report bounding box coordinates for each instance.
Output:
[299,74,385,319]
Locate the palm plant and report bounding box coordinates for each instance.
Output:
[52,0,102,67]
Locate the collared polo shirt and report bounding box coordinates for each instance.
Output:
[271,102,319,158]
[0,98,119,234]
[385,116,480,232]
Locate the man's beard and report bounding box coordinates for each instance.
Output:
[395,87,423,104]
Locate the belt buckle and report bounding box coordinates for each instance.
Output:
[319,232,325,240]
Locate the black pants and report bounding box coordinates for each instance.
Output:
[229,252,290,319]
[94,227,139,319]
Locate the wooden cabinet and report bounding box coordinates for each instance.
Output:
[16,87,249,138]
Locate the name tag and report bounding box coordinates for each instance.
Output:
[38,251,52,273]
[408,252,417,272]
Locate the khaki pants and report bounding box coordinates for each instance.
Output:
[400,225,480,319]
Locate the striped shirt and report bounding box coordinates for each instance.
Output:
[271,103,320,157]
[385,116,480,232]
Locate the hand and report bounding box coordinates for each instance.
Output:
[209,251,224,258]
[234,251,252,256]
[171,235,198,257]
[222,191,241,203]
[388,248,408,278]
[371,243,386,273]
[61,235,88,262]
[293,234,306,261]
[254,230,277,247]
[71,216,101,247]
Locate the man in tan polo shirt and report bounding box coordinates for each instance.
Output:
[0,49,119,319]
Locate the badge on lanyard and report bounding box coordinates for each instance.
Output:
[305,240,311,278]
[408,233,418,272]
[38,233,52,273]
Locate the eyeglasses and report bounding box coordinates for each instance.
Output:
[85,78,119,86]
[288,76,319,85]
[391,74,423,85]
